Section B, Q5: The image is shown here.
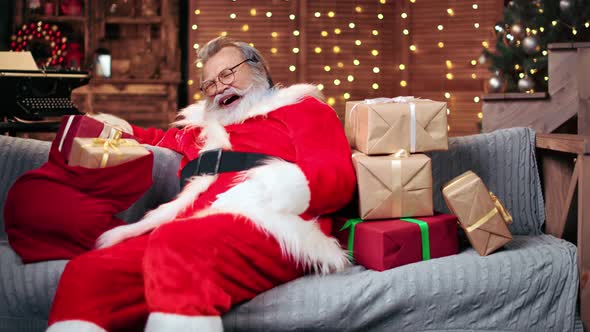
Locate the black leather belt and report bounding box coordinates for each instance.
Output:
[180,149,272,187]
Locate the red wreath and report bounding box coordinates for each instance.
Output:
[10,21,68,67]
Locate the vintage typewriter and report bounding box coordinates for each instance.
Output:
[0,52,90,133]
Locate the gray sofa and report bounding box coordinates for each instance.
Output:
[0,127,583,331]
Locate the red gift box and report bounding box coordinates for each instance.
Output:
[333,213,459,271]
[55,115,132,162]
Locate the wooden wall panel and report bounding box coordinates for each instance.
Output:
[188,0,503,136]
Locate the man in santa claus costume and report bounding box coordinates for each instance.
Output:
[46,37,356,332]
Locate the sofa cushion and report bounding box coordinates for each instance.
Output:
[429,127,544,236]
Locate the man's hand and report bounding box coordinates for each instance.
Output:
[87,113,133,135]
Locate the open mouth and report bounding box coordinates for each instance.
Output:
[220,94,241,107]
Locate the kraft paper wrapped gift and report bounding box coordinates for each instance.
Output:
[333,213,459,271]
[442,171,513,256]
[345,97,448,155]
[69,133,150,168]
[55,115,133,162]
[352,150,433,220]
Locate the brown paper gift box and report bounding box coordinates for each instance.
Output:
[69,137,150,168]
[352,151,433,220]
[345,98,448,155]
[442,171,513,256]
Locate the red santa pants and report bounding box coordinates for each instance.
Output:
[48,213,304,331]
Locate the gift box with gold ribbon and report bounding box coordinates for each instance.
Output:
[352,149,433,220]
[442,171,513,256]
[333,213,459,271]
[68,129,150,168]
[345,97,448,155]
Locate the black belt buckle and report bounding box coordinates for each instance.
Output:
[196,148,223,175]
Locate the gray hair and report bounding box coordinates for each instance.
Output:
[197,37,274,88]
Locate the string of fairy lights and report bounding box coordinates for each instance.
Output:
[189,0,492,132]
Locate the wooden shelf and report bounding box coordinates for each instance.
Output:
[29,15,88,23]
[483,92,549,101]
[91,78,181,85]
[105,17,162,24]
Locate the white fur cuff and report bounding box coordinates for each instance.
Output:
[46,320,107,332]
[145,312,223,332]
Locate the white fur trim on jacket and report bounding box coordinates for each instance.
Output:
[208,159,350,275]
[145,313,223,332]
[173,84,323,129]
[46,320,107,332]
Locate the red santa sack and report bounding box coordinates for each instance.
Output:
[4,137,153,263]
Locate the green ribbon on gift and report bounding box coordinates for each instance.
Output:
[400,218,431,261]
[339,218,364,260]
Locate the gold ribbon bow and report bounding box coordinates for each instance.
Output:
[466,191,513,232]
[82,129,137,168]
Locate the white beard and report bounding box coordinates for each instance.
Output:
[204,84,270,126]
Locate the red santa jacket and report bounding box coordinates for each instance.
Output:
[132,84,357,273]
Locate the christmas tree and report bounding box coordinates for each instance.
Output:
[482,0,590,93]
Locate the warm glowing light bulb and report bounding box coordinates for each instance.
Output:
[271,32,278,38]
[321,31,328,37]
[438,42,445,48]
[472,4,478,9]
[377,13,384,20]
[399,64,406,70]
[221,31,228,37]
[270,48,277,54]
[447,8,454,16]
[347,75,354,82]
[191,24,198,30]
[327,97,335,105]
[474,23,480,28]
[474,96,480,103]
[289,65,296,72]
[400,80,408,87]
[194,9,201,15]
[355,40,362,46]
[293,30,300,36]
[444,92,451,99]
[447,109,450,115]
[249,43,254,47]
[380,0,386,3]
[586,22,590,28]
[471,73,477,79]
[250,8,256,16]
[193,93,201,100]
[371,49,379,56]
[446,73,454,80]
[437,25,444,31]
[552,20,558,26]
[188,79,194,86]
[333,46,341,53]
[344,93,351,100]
[314,12,321,18]
[519,73,525,78]
[401,12,408,19]
[372,30,379,36]
[477,112,483,119]
[229,13,236,19]
[328,11,335,18]
[289,14,295,20]
[514,64,521,70]
[373,67,380,73]
[196,61,203,68]
[573,28,578,35]
[337,62,344,68]
[324,66,331,72]
[403,29,409,35]
[372,83,379,90]
[355,6,362,13]
[349,22,356,29]
[445,60,453,69]
[353,59,360,66]
[482,41,489,48]
[266,11,272,17]
[292,48,299,53]
[542,50,548,56]
[540,27,545,32]
[334,79,341,86]
[193,43,199,49]
[409,45,417,52]
[314,47,322,53]
[317,84,324,90]
[334,28,342,34]
[470,60,477,65]
[241,24,249,31]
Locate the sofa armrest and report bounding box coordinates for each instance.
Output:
[0,136,51,241]
[536,133,590,331]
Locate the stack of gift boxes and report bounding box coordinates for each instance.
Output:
[335,97,513,271]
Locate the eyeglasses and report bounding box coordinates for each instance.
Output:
[200,58,255,97]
